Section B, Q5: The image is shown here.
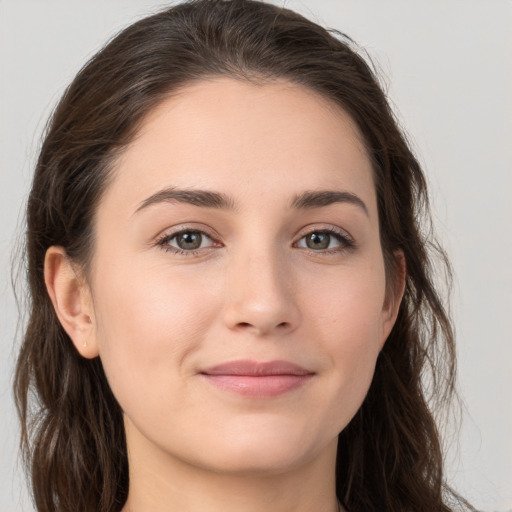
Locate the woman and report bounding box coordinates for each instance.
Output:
[14,1,474,511]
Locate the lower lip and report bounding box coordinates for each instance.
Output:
[202,374,313,398]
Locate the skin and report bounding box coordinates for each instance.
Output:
[45,77,404,512]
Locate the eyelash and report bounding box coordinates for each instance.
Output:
[155,227,355,256]
[155,228,218,256]
[295,227,355,255]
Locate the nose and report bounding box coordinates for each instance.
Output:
[222,250,301,337]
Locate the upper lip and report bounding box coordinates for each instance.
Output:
[200,360,313,376]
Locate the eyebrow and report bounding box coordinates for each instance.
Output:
[291,190,369,216]
[134,187,236,214]
[134,187,368,217]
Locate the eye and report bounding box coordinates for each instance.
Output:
[295,229,353,252]
[157,229,216,253]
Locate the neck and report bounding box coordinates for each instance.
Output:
[122,419,342,512]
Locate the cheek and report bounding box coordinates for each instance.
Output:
[90,260,222,399]
[303,260,386,414]
[307,257,387,346]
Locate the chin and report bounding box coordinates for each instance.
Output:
[196,446,312,476]
[183,421,335,476]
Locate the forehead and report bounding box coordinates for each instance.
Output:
[102,77,376,216]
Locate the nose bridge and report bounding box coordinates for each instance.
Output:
[223,238,300,335]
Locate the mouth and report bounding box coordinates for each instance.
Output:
[199,360,315,398]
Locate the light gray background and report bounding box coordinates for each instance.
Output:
[1,1,511,511]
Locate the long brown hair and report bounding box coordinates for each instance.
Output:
[14,1,473,511]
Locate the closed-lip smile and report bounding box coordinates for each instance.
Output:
[199,359,315,398]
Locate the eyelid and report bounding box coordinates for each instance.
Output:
[294,224,354,242]
[155,223,220,241]
[154,224,222,254]
[153,223,355,256]
[293,225,356,252]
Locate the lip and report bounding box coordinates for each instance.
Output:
[199,360,314,398]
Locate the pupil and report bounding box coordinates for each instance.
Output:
[178,231,202,250]
[307,232,329,250]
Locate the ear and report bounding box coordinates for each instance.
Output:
[44,246,99,359]
[380,249,406,347]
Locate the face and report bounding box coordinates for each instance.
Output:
[84,77,400,475]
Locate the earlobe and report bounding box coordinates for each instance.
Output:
[44,246,99,359]
[381,250,406,346]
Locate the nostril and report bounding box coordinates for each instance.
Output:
[235,321,290,330]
